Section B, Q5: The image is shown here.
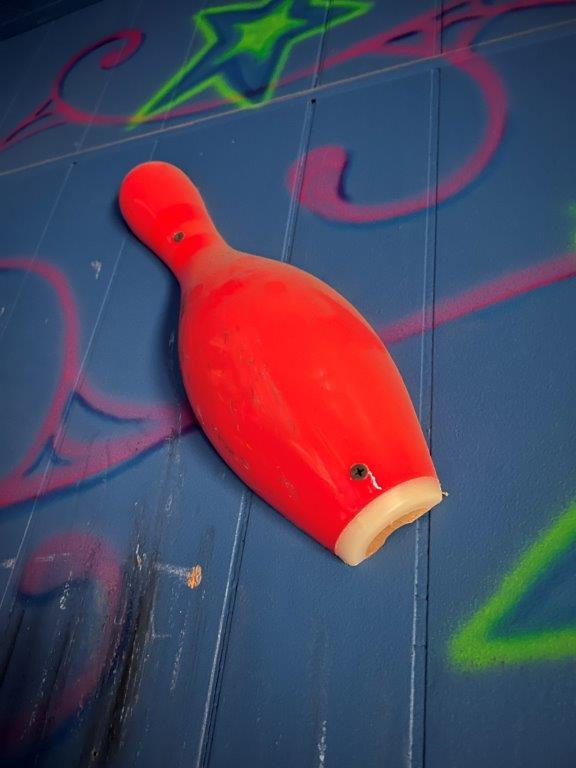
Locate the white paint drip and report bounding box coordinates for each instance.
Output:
[317,720,327,767]
[170,627,186,692]
[59,582,71,610]
[90,260,102,279]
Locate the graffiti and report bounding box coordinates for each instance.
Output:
[450,500,576,670]
[3,0,575,166]
[131,0,371,124]
[0,528,198,756]
[0,258,195,508]
[0,30,144,154]
[379,251,576,344]
[0,533,121,751]
[1,251,574,508]
[0,0,370,153]
[287,0,576,222]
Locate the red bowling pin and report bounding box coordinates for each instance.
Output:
[119,162,442,565]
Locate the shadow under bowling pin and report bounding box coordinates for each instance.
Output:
[119,162,442,566]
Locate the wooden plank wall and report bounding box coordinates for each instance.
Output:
[0,1,575,766]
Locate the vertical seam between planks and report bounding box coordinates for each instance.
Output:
[76,0,149,151]
[194,489,253,768]
[408,61,441,768]
[155,0,212,139]
[310,0,333,90]
[0,159,74,345]
[281,98,315,264]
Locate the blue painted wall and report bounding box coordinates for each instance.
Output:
[1,1,575,766]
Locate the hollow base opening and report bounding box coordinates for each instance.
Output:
[335,477,443,566]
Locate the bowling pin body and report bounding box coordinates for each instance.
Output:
[120,162,442,565]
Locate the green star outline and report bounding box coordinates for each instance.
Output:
[130,0,371,125]
[450,499,576,671]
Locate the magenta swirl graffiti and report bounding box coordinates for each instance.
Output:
[0,258,195,508]
[286,0,576,222]
[1,30,144,152]
[1,251,575,508]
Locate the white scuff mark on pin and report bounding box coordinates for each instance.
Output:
[367,469,382,491]
[0,558,15,569]
[317,720,327,766]
[0,307,5,317]
[90,260,102,279]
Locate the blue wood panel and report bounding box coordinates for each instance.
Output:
[426,31,576,768]
[0,0,103,41]
[1,0,576,766]
[0,0,140,172]
[0,93,309,764]
[0,25,49,129]
[441,1,576,50]
[319,0,440,87]
[208,71,437,768]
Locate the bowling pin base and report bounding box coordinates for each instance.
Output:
[335,477,443,566]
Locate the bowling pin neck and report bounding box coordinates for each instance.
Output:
[119,161,227,282]
[152,218,226,283]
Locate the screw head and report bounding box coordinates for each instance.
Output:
[172,231,184,242]
[350,463,369,480]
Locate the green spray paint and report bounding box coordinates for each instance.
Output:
[130,0,371,126]
[450,500,576,671]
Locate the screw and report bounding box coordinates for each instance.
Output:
[350,463,369,480]
[172,231,184,242]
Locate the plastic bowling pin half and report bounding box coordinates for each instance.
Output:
[119,162,442,566]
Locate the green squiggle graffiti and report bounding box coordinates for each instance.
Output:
[450,500,576,671]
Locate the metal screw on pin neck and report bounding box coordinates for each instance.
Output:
[350,463,369,480]
[172,231,184,242]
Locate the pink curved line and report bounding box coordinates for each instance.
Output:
[77,377,192,423]
[0,258,194,509]
[380,251,576,344]
[50,29,144,126]
[0,258,80,480]
[1,251,575,508]
[2,0,576,152]
[0,31,144,152]
[287,51,507,222]
[0,533,121,751]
